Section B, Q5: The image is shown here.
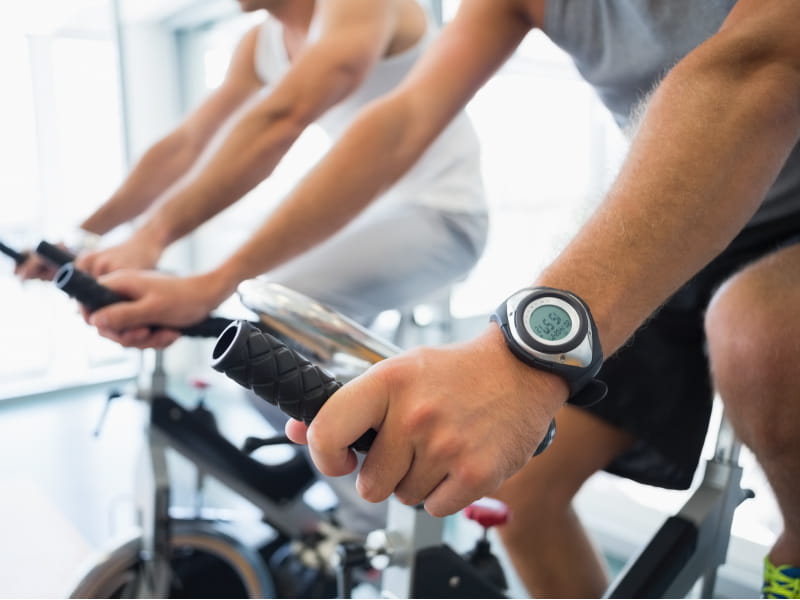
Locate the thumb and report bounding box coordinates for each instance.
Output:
[89,271,162,330]
[96,269,153,299]
[89,298,159,332]
[285,418,309,445]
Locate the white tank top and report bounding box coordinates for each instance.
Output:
[253,7,485,215]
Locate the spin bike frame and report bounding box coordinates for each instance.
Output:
[225,279,754,599]
[604,410,753,598]
[2,240,754,598]
[218,279,535,598]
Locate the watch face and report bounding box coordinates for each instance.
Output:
[516,292,587,353]
[496,287,599,376]
[528,304,572,342]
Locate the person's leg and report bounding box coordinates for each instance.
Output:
[705,243,800,595]
[492,405,635,599]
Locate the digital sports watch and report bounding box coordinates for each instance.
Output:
[491,287,607,407]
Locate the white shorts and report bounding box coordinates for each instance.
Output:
[265,202,488,324]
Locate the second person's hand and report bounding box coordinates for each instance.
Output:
[86,269,229,349]
[77,230,164,277]
[15,251,59,281]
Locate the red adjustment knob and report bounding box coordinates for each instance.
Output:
[464,498,510,529]
[189,378,211,391]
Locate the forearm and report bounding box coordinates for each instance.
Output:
[207,97,430,292]
[136,108,309,249]
[536,36,800,356]
[80,132,204,235]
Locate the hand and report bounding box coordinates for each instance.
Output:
[85,269,224,349]
[15,251,59,281]
[285,325,569,517]
[76,231,163,277]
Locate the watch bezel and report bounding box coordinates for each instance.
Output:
[513,290,588,355]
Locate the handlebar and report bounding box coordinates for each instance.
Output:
[0,240,28,265]
[0,239,76,267]
[54,262,233,338]
[35,241,76,267]
[1,239,233,338]
[211,320,376,452]
[211,319,557,456]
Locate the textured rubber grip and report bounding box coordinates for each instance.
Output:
[53,263,234,338]
[54,262,126,311]
[35,241,75,267]
[0,241,28,265]
[180,317,235,338]
[211,320,376,452]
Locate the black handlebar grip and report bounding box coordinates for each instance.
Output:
[180,317,235,338]
[0,241,28,265]
[35,241,75,267]
[55,262,126,312]
[54,262,234,338]
[211,320,376,452]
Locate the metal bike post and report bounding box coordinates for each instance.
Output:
[133,348,173,597]
[605,408,753,599]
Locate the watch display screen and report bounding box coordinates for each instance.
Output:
[529,304,572,342]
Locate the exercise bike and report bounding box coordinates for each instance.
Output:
[209,279,558,599]
[5,240,748,598]
[4,241,529,598]
[210,282,755,599]
[62,280,399,598]
[1,241,362,597]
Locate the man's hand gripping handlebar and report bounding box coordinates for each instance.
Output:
[210,320,557,455]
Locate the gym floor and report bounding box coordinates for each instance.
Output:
[0,378,279,598]
[0,383,141,597]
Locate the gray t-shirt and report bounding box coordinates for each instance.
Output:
[544,0,800,227]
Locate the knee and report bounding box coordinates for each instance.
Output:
[705,269,788,393]
[491,466,578,545]
[704,269,796,453]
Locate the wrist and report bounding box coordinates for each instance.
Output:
[481,324,569,417]
[201,266,242,308]
[136,217,174,252]
[64,227,102,254]
[491,286,606,407]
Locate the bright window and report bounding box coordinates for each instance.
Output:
[0,11,137,398]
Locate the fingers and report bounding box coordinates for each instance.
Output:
[300,330,565,518]
[76,236,161,277]
[356,414,416,503]
[422,474,491,518]
[85,270,183,348]
[15,255,56,281]
[89,270,169,330]
[76,250,111,277]
[89,295,155,332]
[306,366,392,479]
[92,322,180,349]
[285,419,309,444]
[374,450,443,507]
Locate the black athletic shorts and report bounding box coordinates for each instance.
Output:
[586,213,800,489]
